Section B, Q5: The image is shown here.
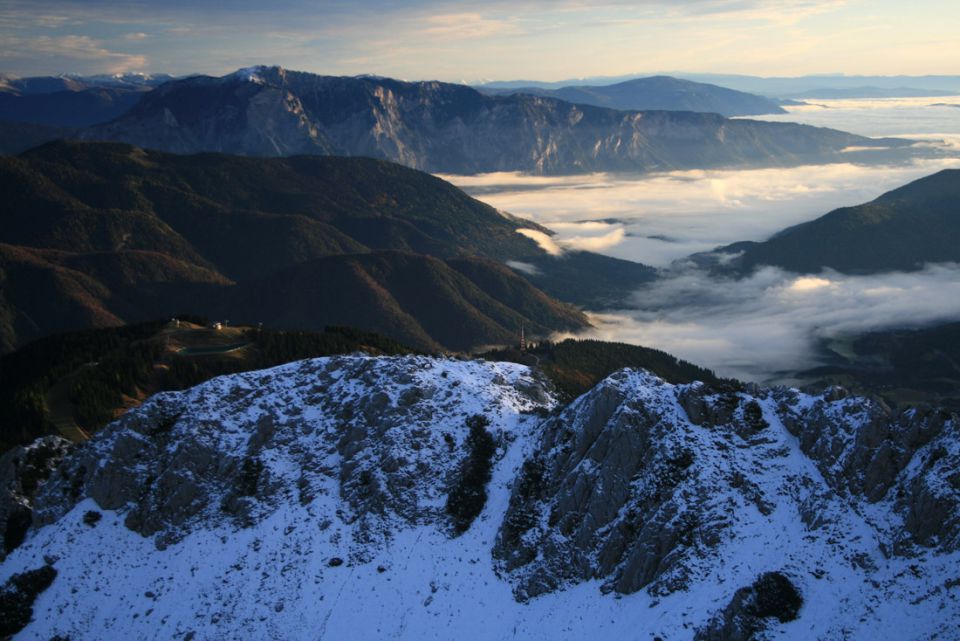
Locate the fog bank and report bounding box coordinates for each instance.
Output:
[562,264,960,383]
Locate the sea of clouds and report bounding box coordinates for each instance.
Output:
[442,100,960,382]
[574,264,960,382]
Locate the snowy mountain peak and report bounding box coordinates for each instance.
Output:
[226,65,281,85]
[2,357,958,640]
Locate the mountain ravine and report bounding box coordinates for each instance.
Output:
[2,355,958,640]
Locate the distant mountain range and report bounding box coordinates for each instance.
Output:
[0,72,173,94]
[0,141,660,352]
[0,88,143,128]
[700,169,960,275]
[0,66,912,173]
[0,72,174,128]
[480,73,960,98]
[478,75,786,116]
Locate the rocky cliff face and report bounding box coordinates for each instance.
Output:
[2,356,958,640]
[84,66,904,175]
[493,370,960,608]
[0,437,72,559]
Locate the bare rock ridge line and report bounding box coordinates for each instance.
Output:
[80,66,910,175]
[1,355,957,639]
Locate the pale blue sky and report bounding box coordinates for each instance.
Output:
[1,0,957,80]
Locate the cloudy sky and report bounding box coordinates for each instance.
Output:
[1,0,958,80]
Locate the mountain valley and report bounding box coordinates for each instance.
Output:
[1,9,959,637]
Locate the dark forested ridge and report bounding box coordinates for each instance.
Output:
[802,321,960,410]
[0,140,640,352]
[705,169,960,275]
[0,318,745,453]
[482,338,731,401]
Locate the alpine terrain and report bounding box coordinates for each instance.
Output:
[2,355,957,640]
[78,66,907,174]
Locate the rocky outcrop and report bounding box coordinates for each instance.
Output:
[695,571,803,641]
[32,356,554,553]
[776,390,960,551]
[91,73,336,157]
[495,372,960,601]
[3,359,959,640]
[0,437,72,559]
[494,371,720,599]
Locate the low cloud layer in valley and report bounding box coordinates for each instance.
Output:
[446,156,960,267]
[746,97,960,138]
[447,101,960,267]
[446,100,960,383]
[564,263,960,383]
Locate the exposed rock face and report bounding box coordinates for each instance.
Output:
[96,73,337,157]
[494,371,960,602]
[777,390,960,551]
[84,66,906,175]
[494,371,719,599]
[33,356,554,554]
[695,571,803,641]
[0,437,73,558]
[3,359,959,640]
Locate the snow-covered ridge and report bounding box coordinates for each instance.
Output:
[226,65,270,84]
[2,356,958,640]
[224,65,282,85]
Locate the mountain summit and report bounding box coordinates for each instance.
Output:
[3,355,958,639]
[480,75,787,116]
[80,66,905,174]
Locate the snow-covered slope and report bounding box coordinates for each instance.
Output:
[2,356,958,640]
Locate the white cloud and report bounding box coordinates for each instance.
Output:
[516,228,563,256]
[0,35,147,73]
[505,260,540,275]
[449,155,960,267]
[420,12,520,39]
[562,264,960,383]
[560,227,626,252]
